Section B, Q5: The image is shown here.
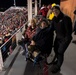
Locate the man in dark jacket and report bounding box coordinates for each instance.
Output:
[51,5,72,73]
[30,19,54,56]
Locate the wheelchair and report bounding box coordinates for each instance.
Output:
[18,40,55,66]
[27,45,55,66]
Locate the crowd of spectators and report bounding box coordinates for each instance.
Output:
[0,7,28,46]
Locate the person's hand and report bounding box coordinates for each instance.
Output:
[30,40,36,45]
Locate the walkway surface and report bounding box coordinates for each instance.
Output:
[0,33,76,75]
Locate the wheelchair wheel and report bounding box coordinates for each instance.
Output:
[45,50,56,65]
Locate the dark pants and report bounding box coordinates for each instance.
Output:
[21,42,29,58]
[54,37,72,68]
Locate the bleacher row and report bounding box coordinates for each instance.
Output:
[0,7,28,46]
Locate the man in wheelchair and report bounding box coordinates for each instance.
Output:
[27,19,54,65]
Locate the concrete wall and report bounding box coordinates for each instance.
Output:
[60,0,76,22]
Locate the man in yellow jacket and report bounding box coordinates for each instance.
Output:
[47,3,56,21]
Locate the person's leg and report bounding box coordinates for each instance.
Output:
[51,38,60,73]
[53,38,59,62]
[51,38,72,73]
[25,44,29,60]
[21,43,26,55]
[57,38,71,66]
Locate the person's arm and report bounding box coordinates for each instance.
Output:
[64,16,72,40]
[30,40,36,45]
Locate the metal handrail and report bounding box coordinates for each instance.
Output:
[0,22,28,49]
[0,22,28,71]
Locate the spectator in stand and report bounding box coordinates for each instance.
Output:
[38,4,48,18]
[21,18,37,60]
[25,19,38,40]
[0,8,27,46]
[29,19,54,57]
[47,3,56,22]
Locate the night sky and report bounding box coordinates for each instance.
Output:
[0,0,27,8]
[0,0,60,11]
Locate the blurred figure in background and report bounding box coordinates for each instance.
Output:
[20,19,37,60]
[38,4,48,18]
[47,3,56,22]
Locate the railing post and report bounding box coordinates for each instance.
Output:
[0,48,4,71]
[16,24,26,45]
[27,0,32,21]
[35,0,37,16]
[16,30,22,45]
[39,0,41,8]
